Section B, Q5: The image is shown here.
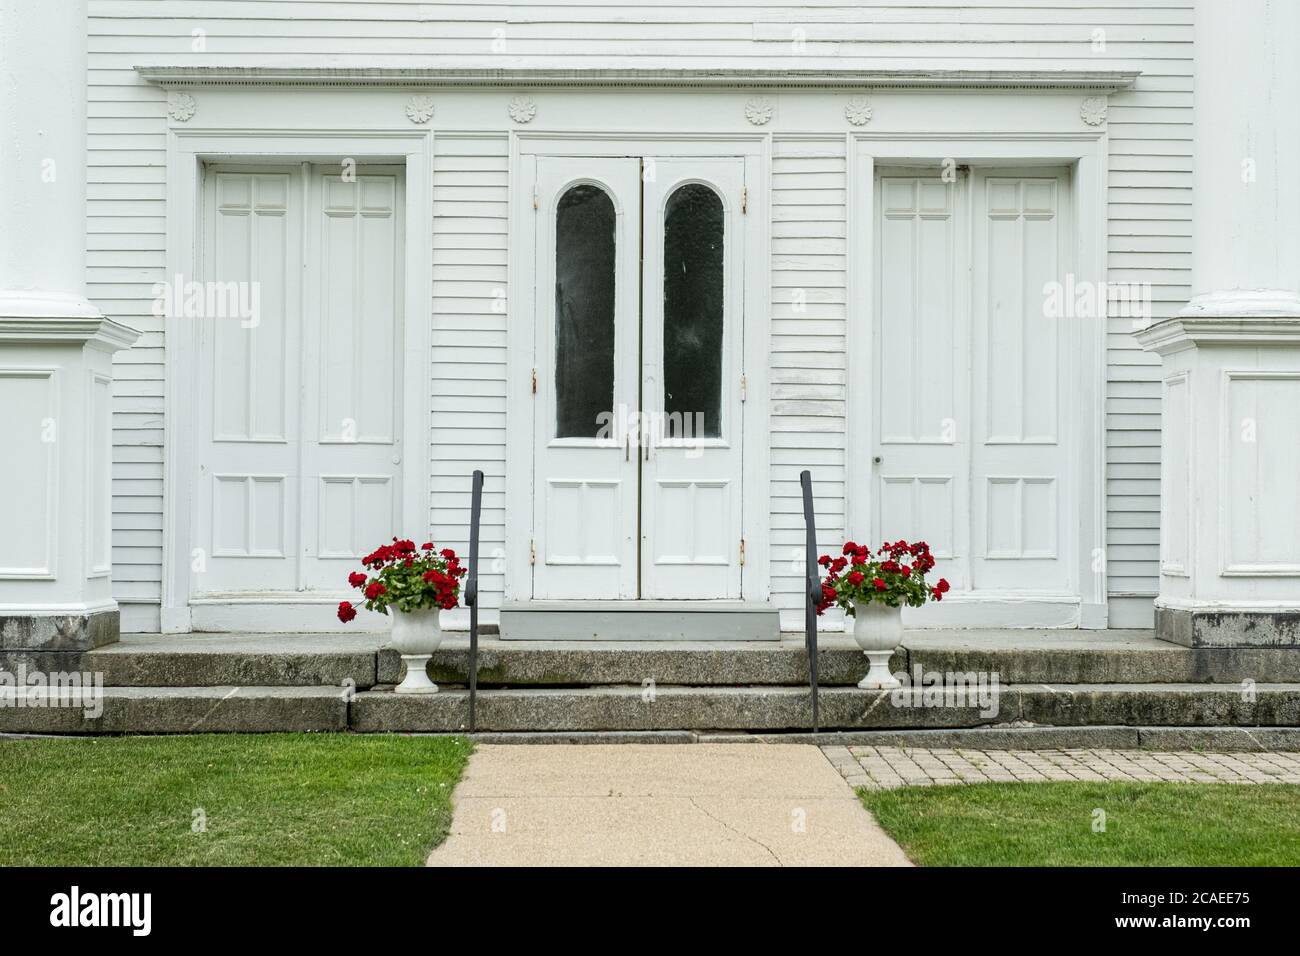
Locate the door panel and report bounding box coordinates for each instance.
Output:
[196,169,300,594]
[873,173,970,590]
[873,167,1073,603]
[640,159,746,599]
[531,157,641,599]
[970,170,1072,592]
[301,168,405,590]
[194,164,404,599]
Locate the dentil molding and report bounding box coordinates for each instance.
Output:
[135,66,1140,92]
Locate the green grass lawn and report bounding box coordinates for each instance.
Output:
[0,734,471,866]
[860,781,1300,866]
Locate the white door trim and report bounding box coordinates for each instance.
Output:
[505,132,771,603]
[161,128,434,632]
[846,132,1108,628]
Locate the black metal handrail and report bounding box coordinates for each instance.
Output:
[800,469,820,733]
[465,469,484,733]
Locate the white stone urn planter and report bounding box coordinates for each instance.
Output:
[390,607,443,694]
[851,602,903,689]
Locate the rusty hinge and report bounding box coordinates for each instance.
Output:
[739,538,746,566]
[741,186,748,214]
[531,368,537,395]
[529,539,536,565]
[740,373,747,402]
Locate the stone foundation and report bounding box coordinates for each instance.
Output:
[0,610,119,660]
[1155,605,1300,648]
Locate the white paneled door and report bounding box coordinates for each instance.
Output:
[192,164,405,616]
[873,167,1076,620]
[530,155,752,600]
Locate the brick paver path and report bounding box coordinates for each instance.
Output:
[821,746,1300,790]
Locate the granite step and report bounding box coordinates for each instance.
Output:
[4,680,1299,735]
[0,685,348,734]
[4,682,1298,736]
[80,634,382,688]
[54,629,1300,689]
[350,682,1300,734]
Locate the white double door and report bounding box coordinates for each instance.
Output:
[872,167,1079,617]
[530,155,752,600]
[191,164,405,608]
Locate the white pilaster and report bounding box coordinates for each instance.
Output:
[0,0,138,652]
[1137,0,1300,647]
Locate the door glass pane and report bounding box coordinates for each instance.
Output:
[554,184,616,438]
[663,183,723,438]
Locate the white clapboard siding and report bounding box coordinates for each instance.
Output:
[770,138,848,625]
[88,0,1188,631]
[429,134,510,609]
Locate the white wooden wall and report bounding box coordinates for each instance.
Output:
[88,0,1186,631]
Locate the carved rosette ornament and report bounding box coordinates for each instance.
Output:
[165,92,196,122]
[507,94,537,124]
[744,96,774,126]
[405,95,435,124]
[1079,96,1108,126]
[845,96,873,126]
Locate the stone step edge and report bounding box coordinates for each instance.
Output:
[435,726,1300,751]
[4,684,1300,735]
[8,725,1300,753]
[43,640,1300,688]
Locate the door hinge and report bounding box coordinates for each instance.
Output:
[741,186,748,214]
[739,538,746,566]
[531,367,537,395]
[529,539,536,565]
[533,189,539,211]
[740,373,747,402]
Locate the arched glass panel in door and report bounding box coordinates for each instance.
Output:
[554,183,616,438]
[663,182,724,439]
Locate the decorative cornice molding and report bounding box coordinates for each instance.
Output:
[135,66,1140,92]
[1135,316,1300,355]
[0,314,141,351]
[404,94,435,124]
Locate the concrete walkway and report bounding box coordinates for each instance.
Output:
[427,743,911,867]
[825,745,1300,789]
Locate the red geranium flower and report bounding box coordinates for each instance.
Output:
[337,601,357,623]
[348,572,367,588]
